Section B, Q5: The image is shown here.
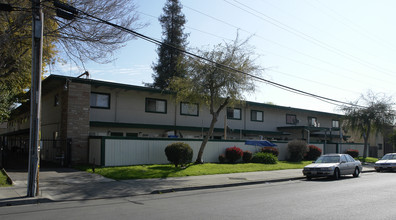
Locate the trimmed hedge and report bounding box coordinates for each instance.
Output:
[164,142,193,167]
[288,140,308,162]
[261,147,279,157]
[251,152,278,164]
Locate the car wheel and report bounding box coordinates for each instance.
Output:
[333,168,340,180]
[306,176,312,180]
[353,167,360,177]
[376,169,381,172]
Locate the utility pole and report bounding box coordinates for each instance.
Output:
[27,0,43,197]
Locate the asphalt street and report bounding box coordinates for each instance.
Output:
[0,171,394,220]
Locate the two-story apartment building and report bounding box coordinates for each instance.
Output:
[0,74,385,165]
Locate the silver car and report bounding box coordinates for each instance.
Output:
[374,153,396,172]
[303,154,362,180]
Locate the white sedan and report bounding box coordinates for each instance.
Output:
[303,154,362,180]
[374,153,396,172]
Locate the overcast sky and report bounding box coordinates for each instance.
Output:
[49,0,396,114]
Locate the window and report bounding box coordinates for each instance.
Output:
[145,98,167,113]
[90,92,110,109]
[180,102,199,116]
[286,114,297,124]
[251,110,263,122]
[126,133,138,137]
[332,120,340,128]
[308,117,317,127]
[110,132,123,137]
[341,155,347,163]
[227,107,241,120]
[345,154,355,162]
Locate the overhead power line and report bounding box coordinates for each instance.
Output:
[225,0,396,78]
[46,1,363,108]
[181,4,395,87]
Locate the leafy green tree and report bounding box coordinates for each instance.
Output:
[0,0,144,122]
[169,36,262,163]
[151,0,188,89]
[341,91,395,159]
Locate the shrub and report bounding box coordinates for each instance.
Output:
[345,149,359,158]
[304,145,322,161]
[242,150,253,163]
[251,152,278,164]
[261,147,279,157]
[287,140,308,162]
[225,146,243,163]
[164,142,193,167]
[218,154,226,163]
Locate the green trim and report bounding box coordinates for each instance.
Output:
[44,74,172,95]
[44,74,343,117]
[90,121,285,136]
[277,126,341,132]
[246,101,342,117]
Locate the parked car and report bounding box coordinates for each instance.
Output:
[374,153,396,172]
[303,154,362,180]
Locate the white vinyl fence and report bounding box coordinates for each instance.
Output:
[89,137,363,166]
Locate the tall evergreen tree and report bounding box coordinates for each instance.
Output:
[151,0,188,89]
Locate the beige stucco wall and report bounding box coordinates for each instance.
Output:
[88,86,342,140]
[41,87,63,139]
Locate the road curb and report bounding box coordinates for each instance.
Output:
[151,169,376,194]
[151,176,306,194]
[0,197,53,207]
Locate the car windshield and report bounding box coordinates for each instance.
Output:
[381,154,396,160]
[315,156,340,163]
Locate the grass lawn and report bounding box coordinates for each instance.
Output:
[357,156,378,163]
[76,161,312,180]
[0,170,11,187]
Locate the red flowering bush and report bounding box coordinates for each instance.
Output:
[242,150,253,163]
[345,149,359,158]
[304,145,322,161]
[225,146,243,163]
[261,147,279,157]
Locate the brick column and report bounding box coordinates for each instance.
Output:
[60,81,90,164]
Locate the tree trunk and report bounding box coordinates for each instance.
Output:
[195,97,230,164]
[363,127,370,159]
[363,137,369,159]
[195,114,218,164]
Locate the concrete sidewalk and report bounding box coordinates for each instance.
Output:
[0,165,375,207]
